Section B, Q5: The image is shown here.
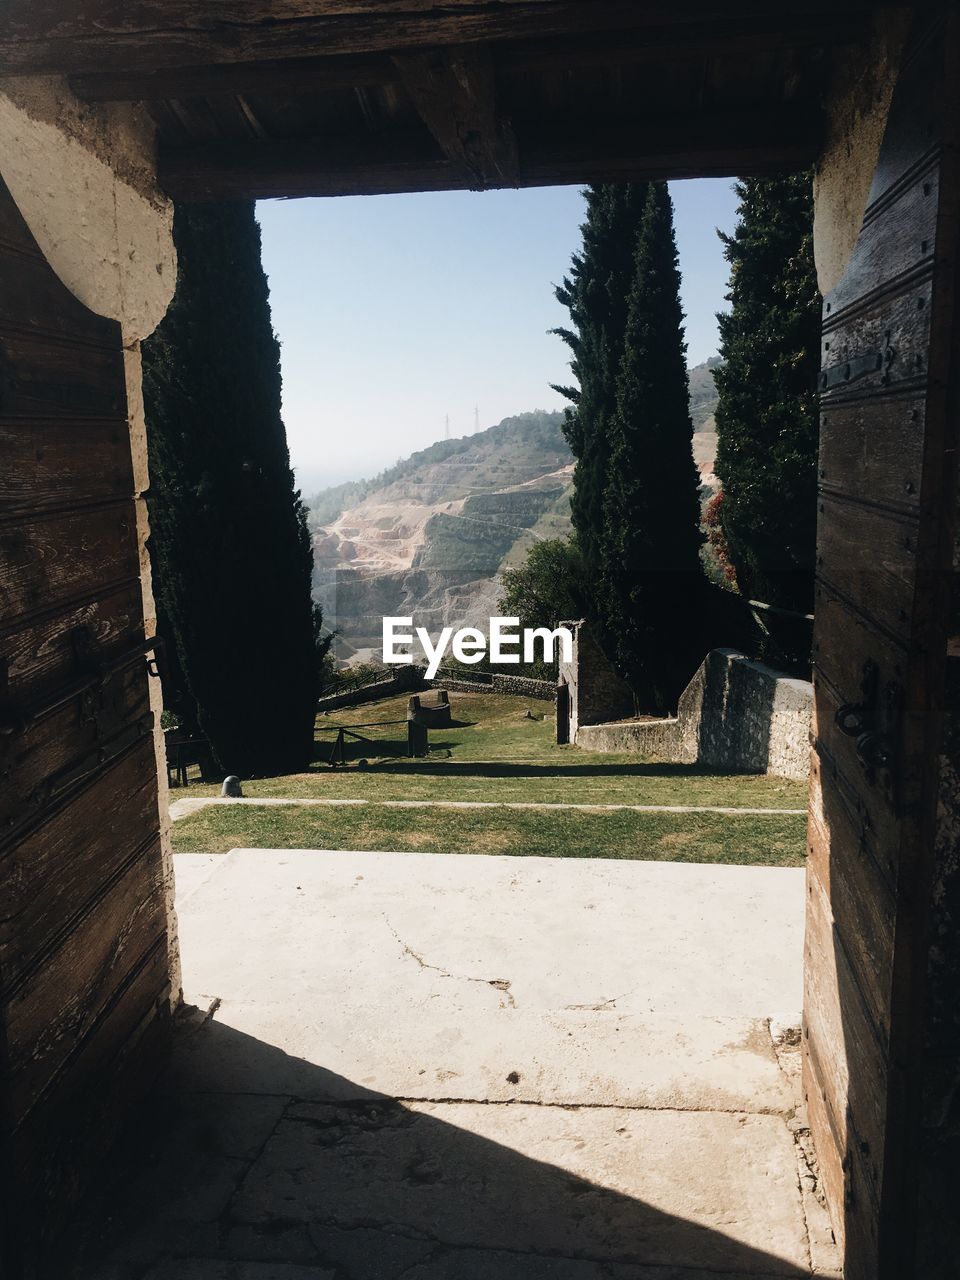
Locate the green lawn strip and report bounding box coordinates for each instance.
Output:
[171,803,806,866]
[179,691,808,810]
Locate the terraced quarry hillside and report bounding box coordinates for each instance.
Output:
[311,364,719,664]
[311,411,573,661]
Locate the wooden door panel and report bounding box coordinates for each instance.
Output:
[1,502,142,620]
[804,15,960,1278]
[0,416,136,514]
[818,396,925,512]
[0,581,146,700]
[0,738,160,985]
[816,494,917,638]
[0,663,153,834]
[807,803,896,1044]
[0,171,171,1273]
[0,331,127,417]
[824,159,939,321]
[3,850,167,1124]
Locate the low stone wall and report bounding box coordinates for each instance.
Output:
[576,649,812,782]
[577,717,681,756]
[316,665,426,711]
[432,671,556,701]
[318,665,555,711]
[490,673,555,700]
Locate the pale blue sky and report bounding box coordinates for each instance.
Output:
[256,178,739,495]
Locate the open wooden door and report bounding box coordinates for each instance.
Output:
[0,176,174,1275]
[804,14,960,1279]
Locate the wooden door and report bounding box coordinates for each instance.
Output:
[804,14,960,1279]
[0,176,173,1274]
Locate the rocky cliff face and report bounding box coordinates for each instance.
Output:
[311,363,719,665]
[310,411,573,663]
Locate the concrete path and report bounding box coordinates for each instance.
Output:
[169,795,807,820]
[83,851,839,1279]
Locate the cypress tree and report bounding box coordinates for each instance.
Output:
[142,202,320,777]
[713,175,821,622]
[552,183,648,573]
[599,182,705,712]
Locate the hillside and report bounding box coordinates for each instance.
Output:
[689,356,720,491]
[311,411,574,662]
[311,365,721,664]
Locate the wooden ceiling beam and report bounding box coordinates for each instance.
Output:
[157,107,822,202]
[2,1,886,78]
[66,12,867,105]
[393,48,518,188]
[69,56,400,104]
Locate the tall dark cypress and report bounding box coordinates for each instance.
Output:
[552,183,648,574]
[599,183,705,711]
[713,175,821,619]
[142,203,320,777]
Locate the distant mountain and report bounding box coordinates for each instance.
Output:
[310,411,574,663]
[688,357,721,492]
[688,355,721,431]
[310,368,720,664]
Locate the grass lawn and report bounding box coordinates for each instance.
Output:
[171,691,808,865]
[173,802,806,865]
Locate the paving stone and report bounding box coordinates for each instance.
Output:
[230,1100,810,1275]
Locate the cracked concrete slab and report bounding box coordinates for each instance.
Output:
[176,849,803,1018]
[76,850,837,1279]
[168,849,803,1113]
[231,1100,808,1274]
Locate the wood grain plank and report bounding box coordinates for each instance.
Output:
[865,22,943,213]
[67,13,868,104]
[803,873,887,1206]
[825,162,938,324]
[0,738,161,987]
[394,47,518,187]
[0,502,141,622]
[2,849,167,1126]
[0,416,133,514]
[818,395,925,513]
[816,494,917,644]
[807,796,896,1045]
[158,106,819,200]
[802,1039,882,1269]
[0,331,127,418]
[802,1044,846,1251]
[0,582,145,697]
[0,664,152,840]
[9,955,169,1249]
[0,1,876,75]
[0,238,120,348]
[820,277,933,402]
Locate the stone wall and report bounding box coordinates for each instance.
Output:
[316,664,555,711]
[577,649,812,782]
[432,669,555,699]
[489,672,555,700]
[557,620,634,739]
[316,665,426,711]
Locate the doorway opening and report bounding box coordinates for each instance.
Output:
[131,179,825,1279]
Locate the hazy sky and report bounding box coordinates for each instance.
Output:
[256,178,740,496]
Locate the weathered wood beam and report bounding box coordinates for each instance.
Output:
[1,1,886,78]
[158,107,822,201]
[393,48,518,188]
[69,56,400,104]
[66,13,867,105]
[158,131,459,201]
